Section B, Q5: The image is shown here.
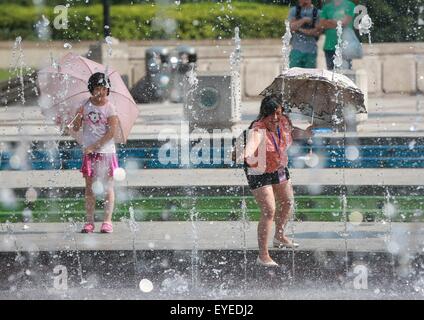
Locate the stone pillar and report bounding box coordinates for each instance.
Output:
[340,69,369,126]
[382,55,416,94]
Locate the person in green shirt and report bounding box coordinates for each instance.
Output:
[318,0,356,70]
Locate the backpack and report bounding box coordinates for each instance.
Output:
[295,5,319,41]
[295,5,318,28]
[233,120,257,171]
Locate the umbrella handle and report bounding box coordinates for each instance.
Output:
[67,113,80,129]
[308,109,315,154]
[67,103,86,129]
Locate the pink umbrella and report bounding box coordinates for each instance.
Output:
[37,52,139,144]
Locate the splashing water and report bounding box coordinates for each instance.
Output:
[383,189,396,277]
[184,61,199,114]
[339,194,349,276]
[230,27,242,122]
[7,37,26,106]
[240,196,249,287]
[65,221,86,285]
[5,221,22,262]
[35,14,51,40]
[104,36,114,81]
[190,206,199,291]
[281,20,292,72]
[186,65,198,95]
[333,21,344,72]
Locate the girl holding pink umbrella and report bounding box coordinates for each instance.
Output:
[72,72,118,233]
[38,53,140,233]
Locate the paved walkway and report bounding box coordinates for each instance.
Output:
[1,221,423,253]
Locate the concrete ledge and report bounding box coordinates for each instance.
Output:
[0,168,423,188]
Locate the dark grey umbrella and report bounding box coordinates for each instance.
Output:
[260,68,367,127]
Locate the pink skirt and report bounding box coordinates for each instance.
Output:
[80,153,119,178]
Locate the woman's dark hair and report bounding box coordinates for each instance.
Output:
[248,93,283,129]
[88,72,111,95]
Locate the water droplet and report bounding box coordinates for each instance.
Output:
[25,187,37,202]
[345,146,359,161]
[387,241,400,254]
[413,209,423,217]
[334,56,343,68]
[160,75,170,86]
[113,168,126,182]
[22,208,32,223]
[349,211,363,224]
[92,181,104,195]
[139,279,154,292]
[9,155,21,170]
[41,15,50,27]
[304,152,319,167]
[383,203,397,218]
[105,36,113,45]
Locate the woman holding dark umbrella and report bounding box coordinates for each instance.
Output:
[244,94,313,266]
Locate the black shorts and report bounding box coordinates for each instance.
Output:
[244,166,290,190]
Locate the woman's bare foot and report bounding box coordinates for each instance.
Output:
[274,235,293,244]
[256,255,279,266]
[258,254,275,263]
[273,235,299,248]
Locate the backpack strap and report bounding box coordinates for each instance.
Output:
[312,7,318,28]
[295,5,302,20]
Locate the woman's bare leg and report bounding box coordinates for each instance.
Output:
[85,176,95,224]
[252,186,276,263]
[273,180,295,243]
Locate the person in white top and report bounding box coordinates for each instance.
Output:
[72,72,119,234]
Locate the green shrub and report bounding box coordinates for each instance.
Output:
[1,1,423,42]
[0,2,290,41]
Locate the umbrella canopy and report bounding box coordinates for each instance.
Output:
[37,52,139,144]
[260,67,366,126]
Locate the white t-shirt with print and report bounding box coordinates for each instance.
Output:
[81,99,117,154]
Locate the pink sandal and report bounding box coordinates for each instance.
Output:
[100,222,113,233]
[81,222,95,233]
